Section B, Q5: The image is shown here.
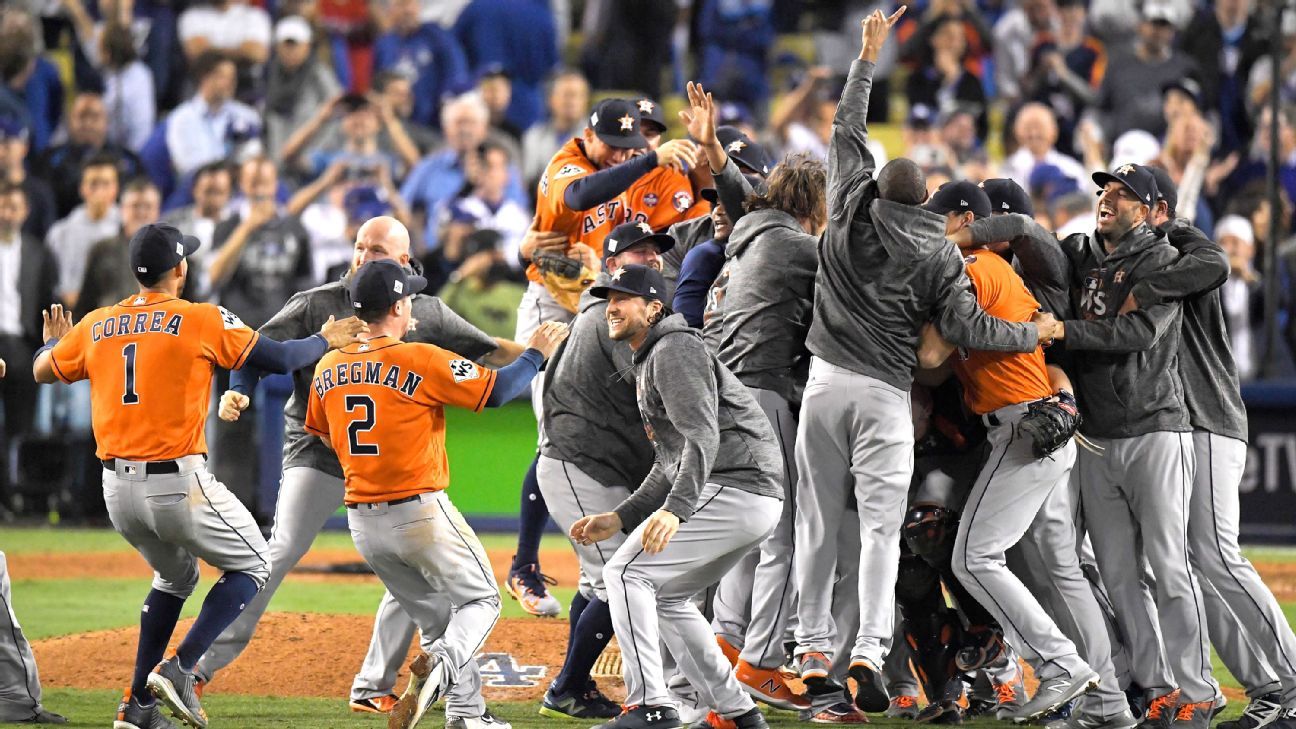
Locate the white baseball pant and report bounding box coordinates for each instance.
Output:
[535,456,631,602]
[0,552,51,723]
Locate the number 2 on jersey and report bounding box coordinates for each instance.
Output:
[345,395,379,455]
[122,343,139,405]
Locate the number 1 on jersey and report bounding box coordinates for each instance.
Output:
[122,342,139,405]
[345,395,379,455]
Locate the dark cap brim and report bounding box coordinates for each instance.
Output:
[404,274,428,297]
[596,130,648,149]
[1091,172,1150,205]
[180,234,201,256]
[589,282,666,302]
[699,188,719,204]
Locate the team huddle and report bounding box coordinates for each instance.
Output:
[22,8,1296,729]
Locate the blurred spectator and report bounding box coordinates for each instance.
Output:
[45,153,120,307]
[1051,189,1094,237]
[0,9,63,153]
[520,69,590,190]
[433,140,529,289]
[1001,103,1086,191]
[311,0,378,92]
[1021,0,1105,155]
[940,106,982,166]
[438,228,527,339]
[1095,0,1197,141]
[1226,105,1296,232]
[161,160,233,300]
[694,0,776,111]
[478,68,524,144]
[289,159,413,283]
[373,70,441,154]
[401,92,527,250]
[0,182,57,483]
[94,23,155,152]
[453,0,560,132]
[993,0,1057,106]
[280,92,417,186]
[73,177,159,319]
[1109,128,1162,169]
[263,16,342,160]
[811,1,900,123]
[373,0,470,128]
[899,0,993,75]
[1162,78,1206,128]
[906,15,989,139]
[902,104,953,171]
[579,0,675,101]
[1245,13,1296,120]
[178,0,271,98]
[1179,0,1265,154]
[1028,162,1080,211]
[35,92,141,218]
[773,66,887,165]
[1215,214,1260,379]
[0,118,56,240]
[1152,113,1232,228]
[1087,0,1192,46]
[165,52,261,179]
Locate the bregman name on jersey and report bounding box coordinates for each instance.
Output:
[312,361,425,399]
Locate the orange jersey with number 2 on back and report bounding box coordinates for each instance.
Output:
[304,336,497,504]
[49,292,259,460]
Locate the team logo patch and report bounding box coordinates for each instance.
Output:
[554,164,586,180]
[1113,270,1125,283]
[726,140,747,154]
[637,221,653,235]
[133,297,146,305]
[618,114,635,131]
[477,653,546,687]
[217,306,245,330]
[1116,164,1135,176]
[963,254,978,264]
[449,359,479,383]
[643,192,658,207]
[672,191,692,212]
[611,267,626,281]
[637,99,655,114]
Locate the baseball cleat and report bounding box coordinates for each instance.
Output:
[1011,669,1100,723]
[1218,693,1282,729]
[351,694,400,714]
[1212,695,1229,720]
[847,661,889,713]
[1135,689,1181,729]
[1267,707,1296,729]
[716,635,741,667]
[807,702,870,724]
[445,710,512,729]
[887,696,920,720]
[538,680,620,719]
[1044,709,1139,729]
[993,675,1027,721]
[916,701,964,725]
[1170,701,1214,729]
[409,653,452,728]
[593,704,683,729]
[505,561,562,617]
[690,707,768,729]
[735,659,809,711]
[115,690,179,729]
[798,652,833,685]
[146,657,208,729]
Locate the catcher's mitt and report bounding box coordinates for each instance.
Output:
[534,251,596,313]
[1017,390,1081,458]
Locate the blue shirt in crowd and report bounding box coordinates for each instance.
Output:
[373,23,471,128]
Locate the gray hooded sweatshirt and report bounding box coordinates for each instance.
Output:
[716,208,818,404]
[541,275,656,488]
[612,314,783,530]
[806,59,1039,393]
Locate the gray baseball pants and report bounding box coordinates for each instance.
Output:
[794,357,913,670]
[0,552,51,723]
[1077,432,1217,703]
[348,491,500,720]
[605,483,781,715]
[535,456,631,602]
[195,466,419,702]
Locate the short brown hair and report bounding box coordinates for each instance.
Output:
[743,153,827,228]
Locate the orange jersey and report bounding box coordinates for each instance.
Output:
[950,250,1053,415]
[627,166,710,232]
[531,138,628,283]
[304,336,497,504]
[50,292,259,460]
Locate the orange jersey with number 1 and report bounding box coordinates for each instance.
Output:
[627,166,710,232]
[304,336,497,504]
[950,250,1053,415]
[49,292,259,460]
[531,138,627,283]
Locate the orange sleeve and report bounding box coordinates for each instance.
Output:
[200,305,261,370]
[419,345,499,413]
[49,318,92,384]
[304,362,329,437]
[538,150,595,215]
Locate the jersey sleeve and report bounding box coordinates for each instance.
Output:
[200,304,261,370]
[540,152,595,209]
[304,365,329,437]
[49,318,93,383]
[420,345,498,413]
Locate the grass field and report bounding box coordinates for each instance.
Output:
[5,527,1289,728]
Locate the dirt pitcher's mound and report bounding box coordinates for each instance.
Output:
[34,613,617,703]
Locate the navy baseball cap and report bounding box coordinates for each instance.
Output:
[633,97,667,133]
[349,259,427,314]
[603,220,675,262]
[589,99,647,149]
[924,180,992,219]
[982,178,1034,216]
[589,263,670,307]
[1147,166,1178,214]
[130,224,200,284]
[716,126,771,176]
[0,117,28,142]
[699,188,719,204]
[1093,163,1159,207]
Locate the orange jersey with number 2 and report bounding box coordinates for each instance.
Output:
[49,292,259,460]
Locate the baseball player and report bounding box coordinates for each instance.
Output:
[31,223,366,729]
[1130,172,1296,729]
[570,264,785,729]
[626,97,711,233]
[792,8,1056,717]
[507,98,700,619]
[196,217,526,714]
[0,553,66,724]
[303,259,569,729]
[533,222,669,720]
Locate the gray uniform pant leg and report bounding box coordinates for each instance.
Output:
[1072,469,1136,691]
[883,616,919,698]
[0,552,45,723]
[805,508,862,714]
[348,492,500,720]
[711,550,757,651]
[351,590,421,701]
[605,484,781,714]
[535,456,631,603]
[1188,432,1296,706]
[1202,577,1281,698]
[737,387,799,670]
[952,425,1088,681]
[515,282,574,438]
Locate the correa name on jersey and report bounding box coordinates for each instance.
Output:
[312,360,425,399]
[90,310,184,342]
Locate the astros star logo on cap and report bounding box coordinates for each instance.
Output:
[637,99,654,114]
[612,267,626,281]
[637,221,653,235]
[618,114,635,132]
[1116,164,1135,176]
[726,140,747,154]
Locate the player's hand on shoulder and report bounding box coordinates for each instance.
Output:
[656,139,700,173]
[641,509,681,554]
[570,512,622,545]
[218,390,251,422]
[319,315,369,349]
[42,304,73,343]
[527,321,570,359]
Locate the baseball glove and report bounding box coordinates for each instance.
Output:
[534,251,597,314]
[1018,390,1081,459]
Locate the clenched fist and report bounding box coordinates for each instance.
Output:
[218,390,250,422]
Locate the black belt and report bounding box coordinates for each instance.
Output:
[346,494,422,509]
[101,458,198,474]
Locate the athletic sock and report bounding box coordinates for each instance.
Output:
[556,591,591,675]
[511,455,548,571]
[552,596,615,692]
[175,572,260,671]
[132,589,186,702]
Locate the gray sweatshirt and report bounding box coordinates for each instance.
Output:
[541,277,656,488]
[1059,224,1190,438]
[260,278,497,478]
[613,315,783,529]
[716,208,818,404]
[1130,220,1245,442]
[968,214,1074,319]
[662,157,754,286]
[806,59,1039,392]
